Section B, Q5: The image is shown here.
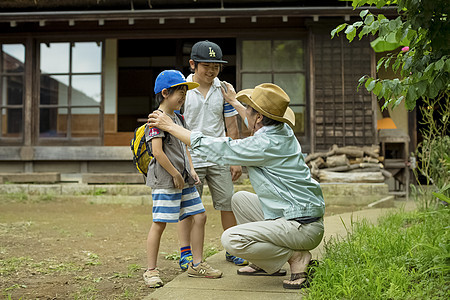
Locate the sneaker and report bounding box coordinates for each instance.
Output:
[179,254,193,271]
[226,252,249,266]
[143,268,164,288]
[187,262,223,278]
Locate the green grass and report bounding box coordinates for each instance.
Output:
[306,206,450,299]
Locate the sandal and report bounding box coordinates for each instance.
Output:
[282,259,319,289]
[237,263,287,276]
[283,272,309,289]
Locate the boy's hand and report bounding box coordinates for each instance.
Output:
[191,169,201,185]
[172,172,185,190]
[220,81,237,104]
[230,165,242,181]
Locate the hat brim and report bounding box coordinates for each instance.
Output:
[170,82,200,91]
[236,89,296,128]
[193,59,228,64]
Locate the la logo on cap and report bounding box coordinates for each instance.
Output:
[209,47,216,57]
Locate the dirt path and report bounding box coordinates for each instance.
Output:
[0,195,223,299]
[0,194,361,299]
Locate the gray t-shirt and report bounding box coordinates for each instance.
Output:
[144,113,194,189]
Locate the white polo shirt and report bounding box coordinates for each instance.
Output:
[184,73,238,168]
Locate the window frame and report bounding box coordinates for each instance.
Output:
[35,39,105,146]
[0,41,26,145]
[237,37,310,149]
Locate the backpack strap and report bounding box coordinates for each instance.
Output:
[175,112,186,128]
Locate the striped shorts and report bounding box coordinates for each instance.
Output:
[151,186,205,223]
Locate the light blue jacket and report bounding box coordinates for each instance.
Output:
[190,123,325,220]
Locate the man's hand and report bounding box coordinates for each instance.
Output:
[220,81,238,104]
[172,172,185,190]
[230,165,242,182]
[148,110,173,131]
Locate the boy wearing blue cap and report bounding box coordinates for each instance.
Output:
[143,70,223,288]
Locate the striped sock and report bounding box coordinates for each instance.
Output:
[180,246,192,258]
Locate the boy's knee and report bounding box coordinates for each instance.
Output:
[193,212,207,225]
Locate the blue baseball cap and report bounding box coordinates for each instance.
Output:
[154,70,199,94]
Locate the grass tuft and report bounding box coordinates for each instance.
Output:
[306,206,450,299]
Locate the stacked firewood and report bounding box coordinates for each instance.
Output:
[306,144,392,183]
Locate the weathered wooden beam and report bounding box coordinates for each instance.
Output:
[319,171,385,183]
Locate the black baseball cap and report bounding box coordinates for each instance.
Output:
[190,40,228,64]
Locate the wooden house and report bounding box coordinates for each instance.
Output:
[0,0,412,182]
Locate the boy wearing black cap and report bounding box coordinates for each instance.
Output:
[177,40,248,270]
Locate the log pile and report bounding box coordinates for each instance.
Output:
[306,144,392,183]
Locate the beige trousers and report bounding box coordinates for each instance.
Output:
[221,191,324,274]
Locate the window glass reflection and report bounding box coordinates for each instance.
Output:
[72,75,101,104]
[2,76,23,106]
[2,44,25,73]
[274,73,305,105]
[39,107,67,137]
[273,40,304,71]
[72,42,102,73]
[292,106,305,135]
[40,75,69,105]
[1,108,23,137]
[40,43,69,74]
[242,73,271,90]
[242,41,270,70]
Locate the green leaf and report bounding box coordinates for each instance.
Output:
[403,56,413,70]
[373,82,383,95]
[393,96,404,109]
[364,14,374,25]
[358,75,368,84]
[377,57,385,71]
[384,57,392,69]
[428,81,439,98]
[406,86,417,102]
[367,79,377,92]
[331,23,348,38]
[435,59,445,71]
[331,28,338,38]
[445,59,450,72]
[358,25,371,39]
[388,19,398,31]
[432,192,450,204]
[365,77,373,89]
[370,20,380,35]
[345,25,357,42]
[360,9,369,18]
[370,35,401,52]
[416,81,427,97]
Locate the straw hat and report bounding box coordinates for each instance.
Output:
[236,83,295,128]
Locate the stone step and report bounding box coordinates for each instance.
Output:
[0,172,60,183]
[0,182,392,207]
[81,173,145,184]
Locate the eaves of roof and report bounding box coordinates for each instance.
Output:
[0,6,398,23]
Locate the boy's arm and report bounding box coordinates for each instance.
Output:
[224,115,239,140]
[221,81,248,126]
[225,115,243,181]
[151,137,184,189]
[222,83,243,181]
